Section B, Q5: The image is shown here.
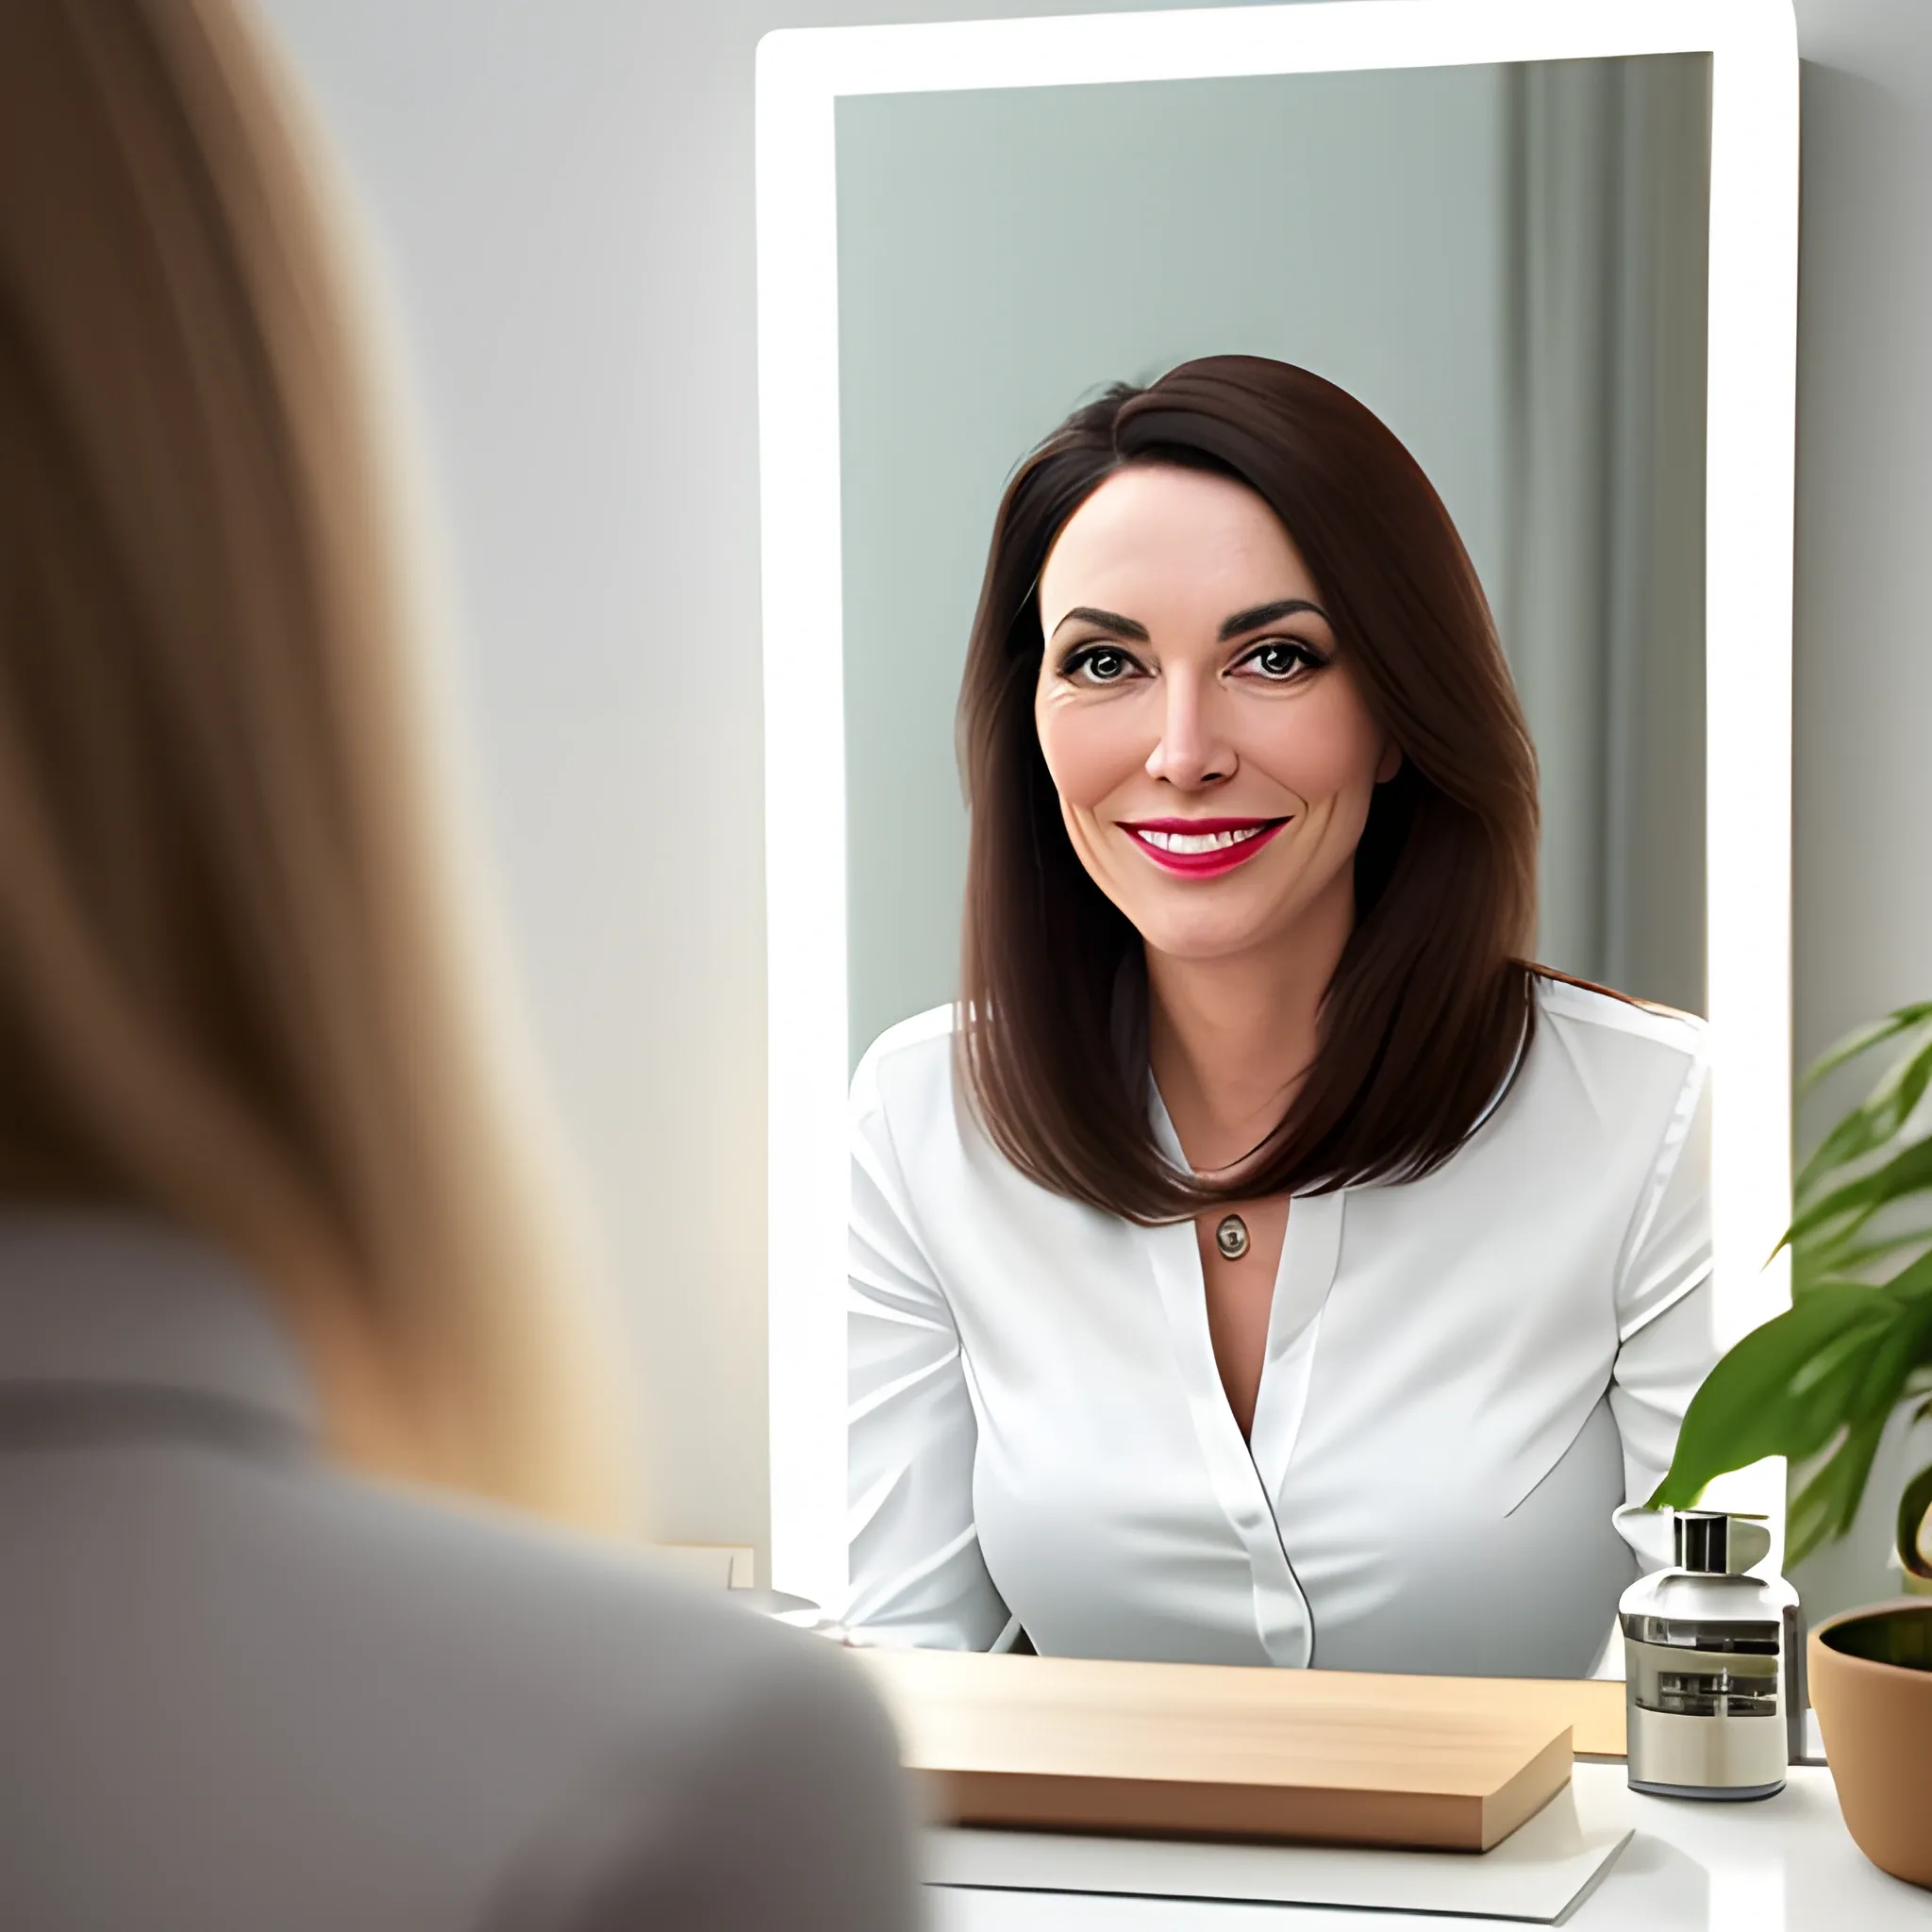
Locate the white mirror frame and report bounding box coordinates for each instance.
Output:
[757,0,1799,1612]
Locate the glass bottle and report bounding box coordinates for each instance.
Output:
[1619,1509,1804,1799]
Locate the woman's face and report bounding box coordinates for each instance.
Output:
[1034,464,1398,967]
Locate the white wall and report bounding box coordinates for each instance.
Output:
[258,0,1932,1595]
[1786,0,1932,1618]
[1790,1,1932,1058]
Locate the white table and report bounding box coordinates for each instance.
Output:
[930,1765,1932,1929]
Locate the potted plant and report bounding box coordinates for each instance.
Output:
[1652,1002,1932,1889]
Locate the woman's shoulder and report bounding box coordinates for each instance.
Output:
[1507,970,1707,1177]
[851,1004,958,1119]
[242,1470,918,1921]
[2,1404,915,1927]
[142,1445,894,1770]
[1529,968,1707,1069]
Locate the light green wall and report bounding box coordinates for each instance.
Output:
[837,67,1515,1068]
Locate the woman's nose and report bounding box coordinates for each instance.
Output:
[1144,674,1234,789]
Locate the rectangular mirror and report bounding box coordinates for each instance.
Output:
[758,0,1797,1659]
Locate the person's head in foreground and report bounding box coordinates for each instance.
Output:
[0,3,916,1924]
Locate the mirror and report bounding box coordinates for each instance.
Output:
[758,1,1798,1675]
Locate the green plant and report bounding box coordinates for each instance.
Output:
[1652,1003,1932,1575]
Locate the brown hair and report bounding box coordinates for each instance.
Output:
[0,0,629,1526]
[957,357,1541,1222]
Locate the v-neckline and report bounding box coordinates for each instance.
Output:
[1145,1082,1343,1491]
[1137,1151,1341,1665]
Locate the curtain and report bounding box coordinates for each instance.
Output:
[1500,56,1712,1014]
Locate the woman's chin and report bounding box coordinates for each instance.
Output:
[1134,913,1282,966]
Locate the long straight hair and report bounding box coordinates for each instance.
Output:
[0,0,629,1527]
[957,358,1542,1222]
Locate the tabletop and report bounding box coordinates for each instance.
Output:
[928,1764,1932,1930]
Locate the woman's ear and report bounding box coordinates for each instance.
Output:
[1375,738,1404,785]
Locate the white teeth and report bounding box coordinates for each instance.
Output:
[1138,824,1266,854]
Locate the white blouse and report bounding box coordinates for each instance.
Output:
[846,975,1715,1678]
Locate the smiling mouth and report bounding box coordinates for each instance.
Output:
[1120,816,1290,875]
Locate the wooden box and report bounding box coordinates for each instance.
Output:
[855,1648,1616,1852]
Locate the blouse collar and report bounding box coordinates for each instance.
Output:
[0,1209,313,1437]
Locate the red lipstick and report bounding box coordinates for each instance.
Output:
[1118,815,1290,877]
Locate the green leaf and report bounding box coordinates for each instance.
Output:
[1899,1459,1932,1581]
[1800,1005,1932,1095]
[1862,1244,1932,1306]
[1785,1139,1932,1257]
[1795,1027,1932,1199]
[1649,1290,1901,1510]
[1845,1290,1932,1441]
[1792,1231,1932,1290]
[1787,1409,1892,1565]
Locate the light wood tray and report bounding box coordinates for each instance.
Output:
[856,1648,1610,1852]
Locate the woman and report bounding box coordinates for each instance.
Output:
[0,2,915,1925]
[848,357,1714,1679]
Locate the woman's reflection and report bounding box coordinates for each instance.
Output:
[846,357,1716,1677]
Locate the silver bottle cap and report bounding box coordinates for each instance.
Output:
[1673,1509,1774,1576]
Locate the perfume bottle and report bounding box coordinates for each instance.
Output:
[1619,1509,1805,1800]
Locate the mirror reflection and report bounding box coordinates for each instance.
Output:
[840,57,1716,1679]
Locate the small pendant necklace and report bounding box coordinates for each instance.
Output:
[1214,1213,1250,1261]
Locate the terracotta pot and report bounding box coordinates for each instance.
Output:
[1808,1602,1932,1890]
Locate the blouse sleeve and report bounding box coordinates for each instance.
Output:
[1607,1048,1718,1579]
[845,1049,1012,1650]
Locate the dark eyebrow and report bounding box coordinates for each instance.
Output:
[1049,607,1150,642]
[1218,597,1330,641]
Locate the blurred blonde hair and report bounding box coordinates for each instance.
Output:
[0,0,632,1531]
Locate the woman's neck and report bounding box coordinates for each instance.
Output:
[1145,876,1355,1177]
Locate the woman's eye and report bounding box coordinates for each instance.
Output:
[1066,645,1136,685]
[1241,640,1324,681]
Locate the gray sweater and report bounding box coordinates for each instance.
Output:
[0,1214,922,1931]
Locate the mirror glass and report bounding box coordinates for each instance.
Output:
[824,48,1737,1682]
[841,56,1711,1068]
